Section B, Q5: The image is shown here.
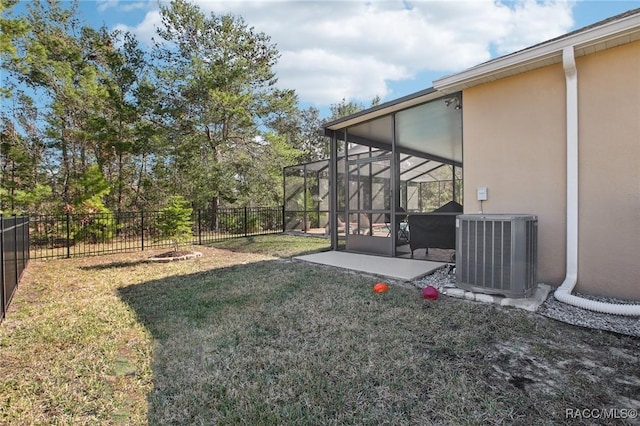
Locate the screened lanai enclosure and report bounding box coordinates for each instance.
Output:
[284,89,463,258]
[283,155,462,232]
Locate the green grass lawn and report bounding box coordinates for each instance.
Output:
[1,234,638,424]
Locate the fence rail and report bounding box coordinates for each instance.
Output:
[1,216,30,322]
[30,207,285,260]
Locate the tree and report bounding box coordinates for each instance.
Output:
[232,132,303,206]
[0,92,52,213]
[156,195,193,252]
[3,0,162,213]
[5,0,112,207]
[70,164,114,240]
[153,0,297,212]
[327,97,381,122]
[0,0,28,98]
[82,28,153,211]
[268,105,327,163]
[2,0,326,214]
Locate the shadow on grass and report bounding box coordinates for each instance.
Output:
[79,259,152,270]
[117,257,640,425]
[117,259,293,339]
[117,258,447,423]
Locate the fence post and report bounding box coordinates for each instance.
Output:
[198,209,202,245]
[25,216,30,264]
[281,205,285,232]
[244,207,248,237]
[66,212,71,259]
[22,216,26,269]
[21,218,24,266]
[141,211,145,251]
[13,215,18,288]
[1,215,5,320]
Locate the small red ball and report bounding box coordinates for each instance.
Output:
[373,282,389,293]
[422,285,438,300]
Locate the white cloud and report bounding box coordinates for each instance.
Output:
[277,48,410,104]
[113,9,163,43]
[112,0,576,107]
[485,0,575,54]
[96,0,151,13]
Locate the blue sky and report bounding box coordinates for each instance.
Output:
[9,0,640,118]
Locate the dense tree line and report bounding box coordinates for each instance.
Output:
[1,0,371,217]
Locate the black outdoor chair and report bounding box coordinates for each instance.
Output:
[408,201,462,259]
[385,207,409,243]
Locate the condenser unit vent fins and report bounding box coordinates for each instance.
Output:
[456,215,537,298]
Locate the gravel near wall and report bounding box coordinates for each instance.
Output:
[416,265,639,338]
[538,293,640,338]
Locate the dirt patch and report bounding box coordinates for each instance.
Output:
[486,337,640,412]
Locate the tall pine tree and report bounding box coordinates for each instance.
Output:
[153,0,297,212]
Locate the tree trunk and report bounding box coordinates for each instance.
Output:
[61,122,70,205]
[117,151,123,208]
[211,196,218,230]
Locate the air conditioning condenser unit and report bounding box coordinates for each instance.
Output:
[456,214,538,298]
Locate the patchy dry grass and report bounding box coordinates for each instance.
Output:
[1,234,638,425]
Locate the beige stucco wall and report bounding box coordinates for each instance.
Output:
[462,40,640,300]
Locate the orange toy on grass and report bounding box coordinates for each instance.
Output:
[373,282,389,293]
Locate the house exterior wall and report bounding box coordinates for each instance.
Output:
[462,40,640,300]
[575,41,640,300]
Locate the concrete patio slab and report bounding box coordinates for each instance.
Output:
[294,251,446,281]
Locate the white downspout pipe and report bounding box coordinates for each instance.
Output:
[553,46,640,316]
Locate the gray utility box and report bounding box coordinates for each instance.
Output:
[456,214,538,298]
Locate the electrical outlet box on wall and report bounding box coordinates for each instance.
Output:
[477,187,488,201]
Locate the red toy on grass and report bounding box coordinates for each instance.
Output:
[373,282,389,293]
[422,285,439,300]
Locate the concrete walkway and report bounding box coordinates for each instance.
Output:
[294,251,446,281]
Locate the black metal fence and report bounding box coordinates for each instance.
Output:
[1,216,30,322]
[30,206,285,260]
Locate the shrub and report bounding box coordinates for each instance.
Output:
[74,208,116,243]
[157,196,194,251]
[220,212,243,234]
[247,214,260,233]
[69,165,116,243]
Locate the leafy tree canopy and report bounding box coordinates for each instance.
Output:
[0,0,380,216]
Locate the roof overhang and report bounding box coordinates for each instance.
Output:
[433,10,640,93]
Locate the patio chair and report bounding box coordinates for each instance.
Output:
[353,213,371,235]
[408,201,462,259]
[384,207,409,243]
[325,216,346,236]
